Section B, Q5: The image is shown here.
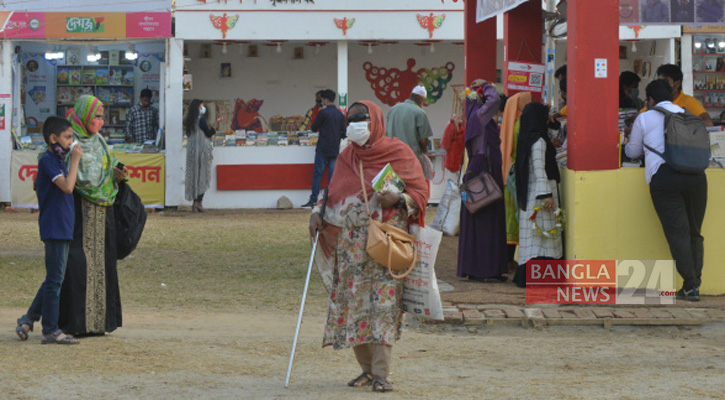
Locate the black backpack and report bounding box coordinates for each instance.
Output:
[114,183,147,260]
[645,107,711,173]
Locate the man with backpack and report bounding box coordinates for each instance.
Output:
[625,79,709,301]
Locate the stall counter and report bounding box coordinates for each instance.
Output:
[189,145,452,209]
[10,150,165,208]
[560,166,725,295]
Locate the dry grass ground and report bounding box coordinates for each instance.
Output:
[1,209,724,399]
[0,209,329,313]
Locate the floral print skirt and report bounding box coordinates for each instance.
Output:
[322,212,406,350]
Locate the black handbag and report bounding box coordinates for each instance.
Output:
[114,183,147,260]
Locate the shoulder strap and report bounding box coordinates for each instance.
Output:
[359,160,371,218]
[644,143,665,159]
[652,106,672,116]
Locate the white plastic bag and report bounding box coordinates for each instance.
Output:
[402,226,444,321]
[430,179,461,236]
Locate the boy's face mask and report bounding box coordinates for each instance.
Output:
[51,143,69,159]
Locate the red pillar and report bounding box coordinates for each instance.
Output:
[464,1,497,85]
[567,0,620,171]
[503,0,543,101]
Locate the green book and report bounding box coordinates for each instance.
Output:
[372,163,405,193]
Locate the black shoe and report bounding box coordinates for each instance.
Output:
[676,287,700,302]
[300,200,315,208]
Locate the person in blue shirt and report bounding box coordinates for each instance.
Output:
[16,116,83,344]
[302,89,347,208]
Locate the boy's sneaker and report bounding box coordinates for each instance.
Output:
[676,287,700,302]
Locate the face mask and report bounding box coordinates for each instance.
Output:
[200,106,207,115]
[88,119,104,135]
[347,122,371,146]
[630,88,640,100]
[51,143,69,160]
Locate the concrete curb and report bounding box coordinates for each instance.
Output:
[423,303,725,329]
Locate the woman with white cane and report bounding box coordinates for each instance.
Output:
[307,101,429,393]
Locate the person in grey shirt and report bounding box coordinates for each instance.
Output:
[385,85,434,178]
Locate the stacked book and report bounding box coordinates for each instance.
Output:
[246,132,257,146]
[267,132,278,146]
[257,132,268,146]
[213,132,225,147]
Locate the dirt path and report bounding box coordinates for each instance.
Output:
[2,307,724,399]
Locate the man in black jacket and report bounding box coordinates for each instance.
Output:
[302,89,346,208]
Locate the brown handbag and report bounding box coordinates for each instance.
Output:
[460,171,502,214]
[459,144,502,214]
[360,161,418,279]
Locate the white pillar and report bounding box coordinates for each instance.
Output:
[337,40,348,113]
[0,40,13,203]
[681,34,693,96]
[164,38,186,207]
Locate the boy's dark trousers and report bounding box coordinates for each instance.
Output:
[24,240,71,335]
[649,164,708,292]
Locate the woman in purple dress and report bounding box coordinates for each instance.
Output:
[456,79,508,282]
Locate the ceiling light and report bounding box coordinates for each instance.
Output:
[276,43,282,54]
[695,42,702,49]
[221,43,228,54]
[367,43,373,54]
[44,46,63,60]
[86,46,101,62]
[430,43,435,53]
[631,41,637,53]
[124,44,138,60]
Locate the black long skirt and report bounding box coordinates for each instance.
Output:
[58,193,122,335]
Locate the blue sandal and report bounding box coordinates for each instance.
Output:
[41,330,80,345]
[15,317,33,341]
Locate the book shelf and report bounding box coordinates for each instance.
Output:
[691,35,725,112]
[55,65,135,143]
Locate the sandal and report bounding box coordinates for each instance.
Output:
[347,372,373,387]
[15,317,33,341]
[372,378,393,393]
[41,330,80,345]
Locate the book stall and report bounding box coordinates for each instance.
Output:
[0,2,172,207]
[172,0,466,208]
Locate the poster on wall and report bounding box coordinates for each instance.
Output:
[506,61,545,93]
[134,53,164,103]
[21,53,56,128]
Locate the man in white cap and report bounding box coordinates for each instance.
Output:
[386,85,434,178]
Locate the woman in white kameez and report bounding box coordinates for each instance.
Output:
[513,102,563,287]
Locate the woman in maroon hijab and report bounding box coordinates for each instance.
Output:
[309,100,429,393]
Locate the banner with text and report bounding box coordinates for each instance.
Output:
[10,151,165,208]
[0,12,171,38]
[506,61,545,93]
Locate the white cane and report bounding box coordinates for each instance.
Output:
[284,231,318,388]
